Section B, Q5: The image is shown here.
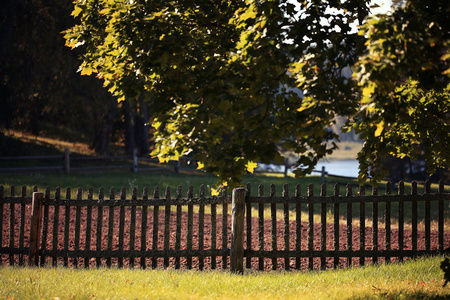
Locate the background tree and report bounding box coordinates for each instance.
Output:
[0,0,153,156]
[65,0,449,188]
[351,0,450,183]
[64,0,370,189]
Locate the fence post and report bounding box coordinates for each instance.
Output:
[284,158,288,177]
[230,187,245,274]
[321,166,326,182]
[64,147,70,174]
[132,148,138,173]
[29,192,44,266]
[175,158,181,174]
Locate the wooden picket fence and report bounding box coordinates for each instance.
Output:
[1,181,449,273]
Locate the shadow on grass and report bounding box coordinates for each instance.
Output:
[352,290,450,299]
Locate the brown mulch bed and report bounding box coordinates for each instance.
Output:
[2,204,449,271]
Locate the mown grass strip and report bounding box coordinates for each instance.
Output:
[0,255,448,299]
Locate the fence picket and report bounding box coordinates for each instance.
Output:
[333,184,339,268]
[130,187,137,268]
[106,187,115,267]
[425,180,431,251]
[246,183,252,270]
[359,185,365,266]
[198,185,205,270]
[9,186,15,265]
[270,184,277,270]
[439,180,444,251]
[210,187,217,270]
[308,184,314,270]
[64,187,71,267]
[295,184,302,270]
[411,181,418,253]
[163,187,171,269]
[0,185,3,263]
[40,187,50,266]
[19,186,26,266]
[320,184,326,270]
[141,187,148,268]
[187,185,193,269]
[152,187,160,269]
[346,183,352,267]
[96,187,104,267]
[258,184,265,270]
[222,187,229,269]
[52,187,60,267]
[74,187,82,267]
[118,187,126,268]
[282,184,289,270]
[372,186,378,264]
[175,186,182,269]
[85,187,93,268]
[398,182,405,261]
[385,182,392,263]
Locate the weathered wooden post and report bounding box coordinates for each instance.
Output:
[284,158,288,177]
[64,147,70,174]
[175,158,181,174]
[29,192,44,266]
[321,166,326,182]
[230,187,245,274]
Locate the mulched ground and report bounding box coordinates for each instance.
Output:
[2,204,449,271]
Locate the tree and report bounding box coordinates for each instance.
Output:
[1,0,139,156]
[64,0,449,188]
[351,0,450,183]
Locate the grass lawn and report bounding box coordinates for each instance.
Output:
[1,255,449,299]
[0,171,344,198]
[2,170,447,197]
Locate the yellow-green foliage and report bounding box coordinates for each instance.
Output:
[1,256,448,299]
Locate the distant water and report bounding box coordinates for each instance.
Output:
[312,160,359,178]
[258,159,360,178]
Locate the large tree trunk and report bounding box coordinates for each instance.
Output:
[0,0,18,74]
[135,94,150,156]
[30,96,41,136]
[123,99,136,156]
[92,96,117,155]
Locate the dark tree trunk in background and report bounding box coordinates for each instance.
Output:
[30,96,41,136]
[135,94,150,156]
[123,99,136,156]
[0,1,18,128]
[92,96,117,155]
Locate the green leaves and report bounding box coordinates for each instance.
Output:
[65,0,449,187]
[352,0,450,182]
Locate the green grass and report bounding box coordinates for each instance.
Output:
[0,171,332,198]
[1,255,449,299]
[2,169,447,197]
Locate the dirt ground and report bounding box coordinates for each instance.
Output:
[2,204,449,270]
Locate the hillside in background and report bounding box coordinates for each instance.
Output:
[1,129,361,161]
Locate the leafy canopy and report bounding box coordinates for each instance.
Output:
[64,0,449,188]
[351,0,450,183]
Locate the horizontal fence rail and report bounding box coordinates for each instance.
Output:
[1,149,333,180]
[0,148,201,175]
[1,181,449,272]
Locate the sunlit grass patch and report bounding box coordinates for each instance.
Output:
[1,255,448,299]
